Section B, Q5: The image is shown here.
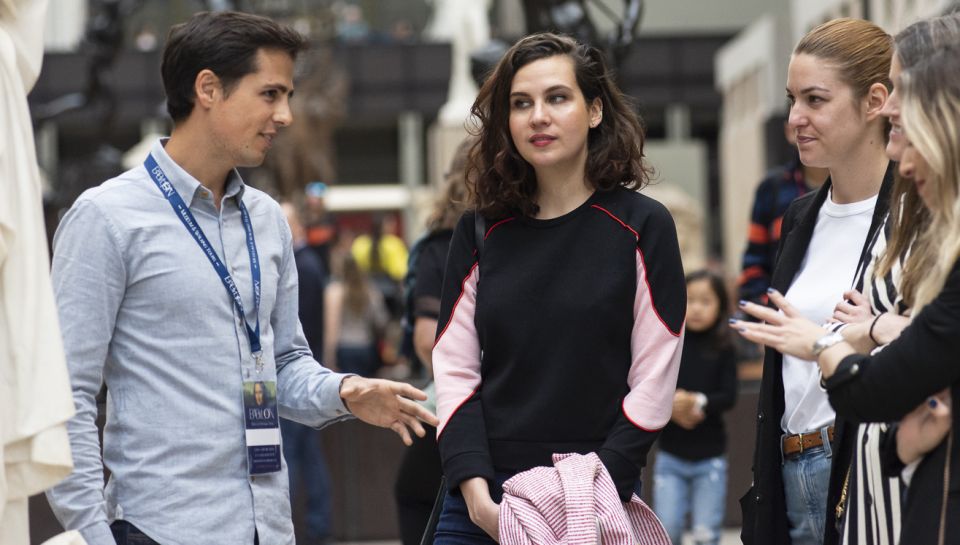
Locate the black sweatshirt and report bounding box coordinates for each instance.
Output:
[658,330,737,460]
[432,187,686,500]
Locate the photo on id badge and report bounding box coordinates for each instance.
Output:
[243,380,281,474]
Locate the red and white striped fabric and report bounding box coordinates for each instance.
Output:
[499,452,671,545]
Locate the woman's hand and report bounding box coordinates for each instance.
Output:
[896,390,952,465]
[832,289,874,324]
[460,477,500,542]
[731,290,826,361]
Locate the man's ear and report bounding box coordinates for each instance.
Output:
[194,69,221,110]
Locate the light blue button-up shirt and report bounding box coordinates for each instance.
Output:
[46,140,353,545]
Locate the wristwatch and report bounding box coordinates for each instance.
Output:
[811,331,845,358]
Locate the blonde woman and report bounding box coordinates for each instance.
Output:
[323,255,389,376]
[815,14,960,545]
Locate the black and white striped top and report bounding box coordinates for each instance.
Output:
[830,216,907,545]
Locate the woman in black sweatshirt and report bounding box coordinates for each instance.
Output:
[431,33,685,544]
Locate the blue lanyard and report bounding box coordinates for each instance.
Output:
[144,154,263,365]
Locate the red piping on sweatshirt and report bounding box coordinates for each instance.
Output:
[484,217,516,240]
[591,204,682,337]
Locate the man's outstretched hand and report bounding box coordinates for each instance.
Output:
[339,376,439,445]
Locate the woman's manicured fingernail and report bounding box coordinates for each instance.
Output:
[767,287,776,294]
[928,398,938,408]
[738,300,747,307]
[728,318,737,324]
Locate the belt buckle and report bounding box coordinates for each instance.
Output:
[797,432,804,454]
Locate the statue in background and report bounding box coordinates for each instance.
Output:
[521,0,644,67]
[425,0,492,125]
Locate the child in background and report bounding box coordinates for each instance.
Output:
[654,270,738,545]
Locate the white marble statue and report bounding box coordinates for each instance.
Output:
[425,0,492,125]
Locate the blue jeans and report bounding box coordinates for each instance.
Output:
[781,438,832,545]
[280,419,333,540]
[434,474,510,545]
[653,451,727,545]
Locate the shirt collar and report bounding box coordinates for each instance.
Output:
[149,138,247,206]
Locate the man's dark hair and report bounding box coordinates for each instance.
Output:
[161,11,307,122]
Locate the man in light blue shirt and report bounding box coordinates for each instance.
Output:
[45,11,436,545]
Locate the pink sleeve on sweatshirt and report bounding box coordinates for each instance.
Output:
[623,248,684,431]
[432,262,481,437]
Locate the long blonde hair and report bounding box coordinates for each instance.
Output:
[898,46,960,311]
[341,254,372,316]
[875,14,960,302]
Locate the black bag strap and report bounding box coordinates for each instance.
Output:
[419,476,447,545]
[420,212,485,545]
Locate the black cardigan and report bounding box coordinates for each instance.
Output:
[826,254,960,544]
[740,166,893,545]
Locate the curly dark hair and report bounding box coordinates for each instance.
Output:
[466,32,652,218]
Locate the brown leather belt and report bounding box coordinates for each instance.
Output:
[782,426,834,458]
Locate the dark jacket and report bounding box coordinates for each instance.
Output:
[826,254,960,543]
[740,166,893,545]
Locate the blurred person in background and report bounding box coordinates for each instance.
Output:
[280,200,333,545]
[324,254,389,377]
[654,269,737,545]
[735,122,828,365]
[393,136,473,545]
[303,181,336,277]
[739,126,828,307]
[351,213,408,317]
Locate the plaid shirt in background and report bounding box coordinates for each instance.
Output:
[738,157,814,303]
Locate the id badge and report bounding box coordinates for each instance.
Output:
[243,380,281,474]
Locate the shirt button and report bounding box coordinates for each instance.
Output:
[850,363,860,375]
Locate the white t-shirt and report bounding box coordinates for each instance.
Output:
[781,190,878,435]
